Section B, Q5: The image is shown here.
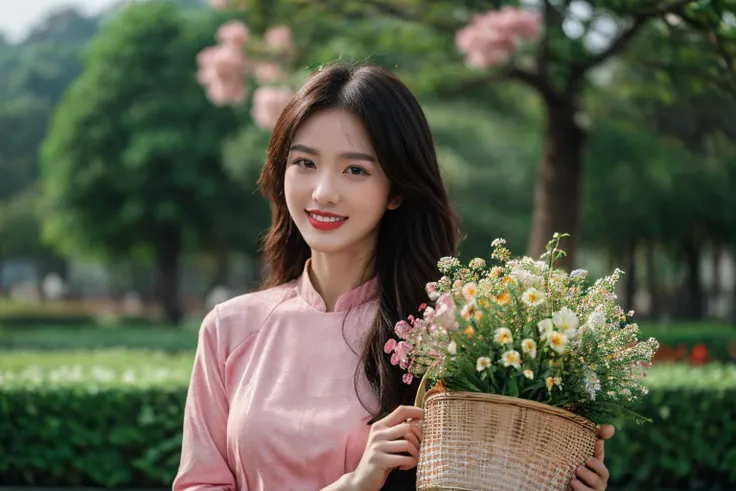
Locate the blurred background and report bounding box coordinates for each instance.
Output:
[0,0,734,489]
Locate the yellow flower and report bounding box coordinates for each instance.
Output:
[549,331,567,354]
[462,282,477,301]
[461,303,475,320]
[464,326,475,338]
[501,275,516,286]
[554,376,563,387]
[476,356,492,371]
[494,327,513,345]
[523,369,534,380]
[494,291,512,305]
[546,377,555,391]
[522,288,545,307]
[521,338,537,358]
[501,350,521,369]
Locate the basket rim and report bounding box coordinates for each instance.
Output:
[424,389,597,433]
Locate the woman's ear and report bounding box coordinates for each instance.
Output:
[387,195,403,211]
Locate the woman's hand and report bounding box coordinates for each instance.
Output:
[571,424,615,491]
[348,405,424,491]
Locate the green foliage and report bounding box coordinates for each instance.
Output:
[607,364,736,489]
[0,355,733,488]
[39,1,252,260]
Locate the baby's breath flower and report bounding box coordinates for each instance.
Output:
[469,257,486,270]
[438,256,461,273]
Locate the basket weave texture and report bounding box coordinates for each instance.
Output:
[416,390,597,491]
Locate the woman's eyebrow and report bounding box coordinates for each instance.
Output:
[290,143,376,162]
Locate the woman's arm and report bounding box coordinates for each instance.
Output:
[173,308,238,491]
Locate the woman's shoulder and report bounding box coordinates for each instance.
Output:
[197,281,297,357]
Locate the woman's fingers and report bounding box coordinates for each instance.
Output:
[378,405,424,428]
[378,439,419,458]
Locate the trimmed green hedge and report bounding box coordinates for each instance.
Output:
[1,352,735,489]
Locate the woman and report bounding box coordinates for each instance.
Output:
[173,63,614,491]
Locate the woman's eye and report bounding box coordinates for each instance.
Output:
[294,158,315,169]
[346,166,368,176]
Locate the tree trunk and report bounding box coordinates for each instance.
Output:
[645,240,660,320]
[681,238,703,320]
[155,226,183,325]
[624,241,637,313]
[526,98,586,269]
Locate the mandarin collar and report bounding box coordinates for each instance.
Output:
[296,259,379,312]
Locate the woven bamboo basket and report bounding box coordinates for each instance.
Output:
[414,380,597,491]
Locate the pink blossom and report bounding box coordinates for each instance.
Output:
[216,21,249,46]
[209,0,228,9]
[254,61,284,83]
[384,338,397,354]
[402,373,414,384]
[456,7,541,69]
[251,86,293,130]
[264,26,292,51]
[433,293,457,328]
[395,341,412,364]
[390,352,400,366]
[196,44,247,105]
[394,320,412,339]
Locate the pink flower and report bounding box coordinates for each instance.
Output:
[390,352,400,366]
[196,44,247,105]
[395,341,412,364]
[394,320,412,339]
[209,0,228,9]
[384,338,397,354]
[455,7,541,69]
[402,373,414,384]
[254,61,283,83]
[433,293,457,329]
[216,21,249,46]
[251,86,293,130]
[264,26,292,51]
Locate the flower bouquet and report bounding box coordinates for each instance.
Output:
[385,234,658,491]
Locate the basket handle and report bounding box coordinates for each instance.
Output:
[414,362,446,408]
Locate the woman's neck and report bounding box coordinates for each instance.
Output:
[308,250,375,312]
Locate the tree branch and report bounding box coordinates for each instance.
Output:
[536,0,562,78]
[433,63,557,102]
[565,0,697,96]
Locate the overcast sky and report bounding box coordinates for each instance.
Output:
[0,0,122,42]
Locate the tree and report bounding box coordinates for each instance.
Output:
[41,2,252,324]
[208,0,736,267]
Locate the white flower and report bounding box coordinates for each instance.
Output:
[521,338,537,358]
[521,288,545,307]
[494,327,513,345]
[448,341,457,355]
[523,369,534,380]
[552,307,579,332]
[548,331,567,354]
[586,311,606,330]
[501,350,521,369]
[537,318,554,335]
[476,356,492,371]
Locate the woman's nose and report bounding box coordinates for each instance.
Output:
[312,173,340,205]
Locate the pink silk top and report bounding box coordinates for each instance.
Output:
[173,261,380,491]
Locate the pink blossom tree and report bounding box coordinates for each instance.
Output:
[196,16,299,131]
[201,0,734,267]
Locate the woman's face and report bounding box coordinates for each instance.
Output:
[284,108,400,258]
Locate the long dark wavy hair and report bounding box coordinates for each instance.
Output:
[257,62,459,489]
